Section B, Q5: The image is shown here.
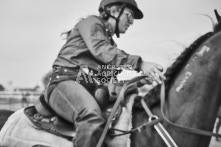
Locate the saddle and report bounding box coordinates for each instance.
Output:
[24,106,75,141]
[24,89,123,141]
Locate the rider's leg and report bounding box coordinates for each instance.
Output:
[48,80,105,147]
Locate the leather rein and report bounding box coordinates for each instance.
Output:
[96,76,221,147]
[160,82,221,138]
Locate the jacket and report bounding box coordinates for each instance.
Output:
[53,15,142,79]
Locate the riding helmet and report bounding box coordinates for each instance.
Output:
[98,0,143,19]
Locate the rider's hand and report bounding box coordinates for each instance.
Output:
[140,61,166,84]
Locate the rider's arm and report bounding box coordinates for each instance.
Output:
[77,16,142,71]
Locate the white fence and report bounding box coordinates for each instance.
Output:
[0,91,42,111]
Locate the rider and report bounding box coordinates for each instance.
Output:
[41,0,166,147]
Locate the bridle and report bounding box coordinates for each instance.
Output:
[160,82,221,138]
[96,76,221,147]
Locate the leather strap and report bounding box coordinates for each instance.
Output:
[34,94,55,117]
[160,82,221,138]
[96,76,148,147]
[141,99,178,147]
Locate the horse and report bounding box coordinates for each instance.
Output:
[131,10,221,147]
[1,10,221,147]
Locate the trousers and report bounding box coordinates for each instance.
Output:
[48,80,106,147]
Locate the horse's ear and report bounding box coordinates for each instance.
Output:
[214,9,221,24]
[214,9,221,32]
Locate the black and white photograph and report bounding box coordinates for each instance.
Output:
[0,0,221,147]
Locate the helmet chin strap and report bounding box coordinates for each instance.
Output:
[104,4,126,38]
[115,5,125,38]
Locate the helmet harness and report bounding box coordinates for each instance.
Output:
[100,3,126,38]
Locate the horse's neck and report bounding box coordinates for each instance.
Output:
[168,31,221,146]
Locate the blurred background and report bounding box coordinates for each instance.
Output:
[0,0,220,110]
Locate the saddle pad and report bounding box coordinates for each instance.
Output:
[0,109,72,147]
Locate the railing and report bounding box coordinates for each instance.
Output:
[0,91,42,111]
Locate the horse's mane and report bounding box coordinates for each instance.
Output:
[163,32,213,90]
[164,10,221,91]
[142,17,221,107]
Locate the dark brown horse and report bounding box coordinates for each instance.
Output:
[131,10,221,147]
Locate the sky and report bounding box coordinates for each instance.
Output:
[0,0,220,89]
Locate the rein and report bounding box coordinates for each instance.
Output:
[96,76,150,147]
[97,75,221,147]
[160,82,221,138]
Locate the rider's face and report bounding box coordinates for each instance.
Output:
[109,6,134,35]
[118,8,134,33]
